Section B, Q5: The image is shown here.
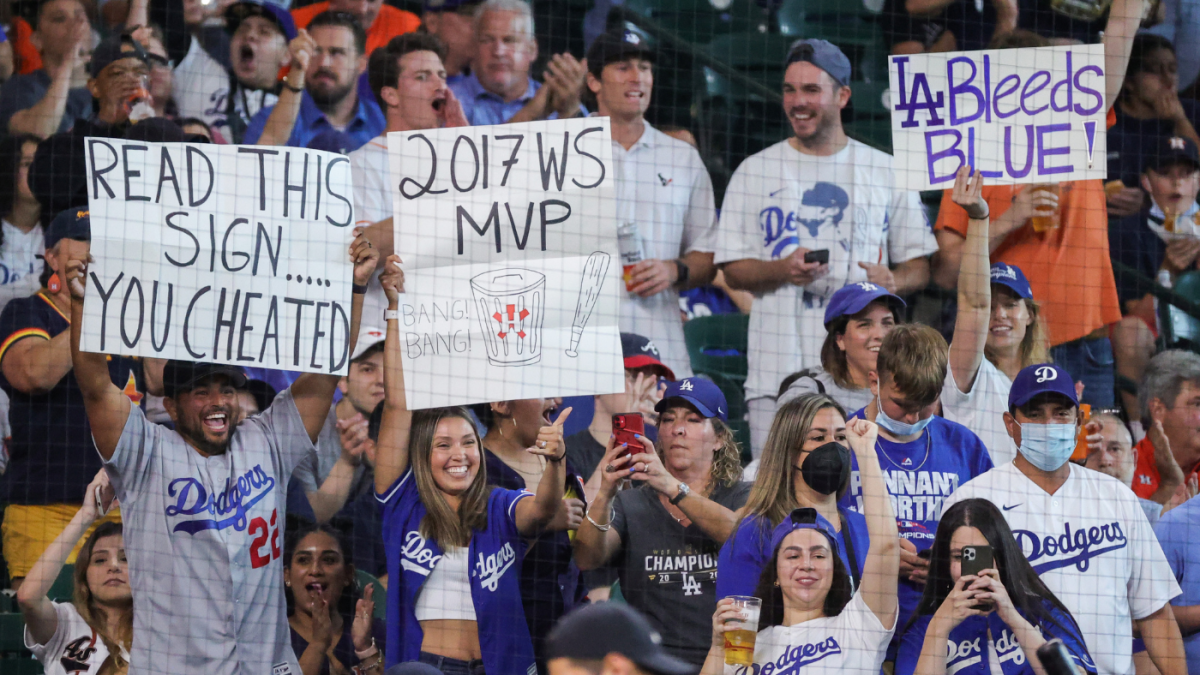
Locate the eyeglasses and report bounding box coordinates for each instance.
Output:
[146,53,173,69]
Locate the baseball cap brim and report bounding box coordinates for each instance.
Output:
[165,363,249,398]
[655,394,717,419]
[991,278,1032,300]
[634,651,698,675]
[825,291,905,328]
[1009,387,1076,410]
[623,355,675,380]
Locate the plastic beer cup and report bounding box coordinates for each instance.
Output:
[1030,184,1061,233]
[723,596,762,666]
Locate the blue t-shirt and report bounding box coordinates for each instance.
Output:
[243,89,385,152]
[896,602,1097,675]
[840,412,995,651]
[716,509,870,599]
[1154,495,1200,672]
[377,470,535,675]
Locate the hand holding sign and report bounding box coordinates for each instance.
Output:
[65,254,89,303]
[530,406,572,460]
[350,227,380,286]
[380,254,405,307]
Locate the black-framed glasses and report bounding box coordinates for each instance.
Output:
[146,53,173,69]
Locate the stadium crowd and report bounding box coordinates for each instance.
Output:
[0,0,1199,674]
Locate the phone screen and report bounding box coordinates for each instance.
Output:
[612,413,645,459]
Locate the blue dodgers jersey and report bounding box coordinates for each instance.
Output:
[895,604,1097,675]
[716,510,870,599]
[840,413,994,631]
[377,471,536,675]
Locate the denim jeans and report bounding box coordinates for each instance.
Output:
[1049,335,1115,409]
[418,652,487,675]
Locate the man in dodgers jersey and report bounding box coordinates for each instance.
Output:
[65,233,379,675]
[715,38,936,457]
[942,364,1186,675]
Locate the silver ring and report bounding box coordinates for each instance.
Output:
[538,440,547,448]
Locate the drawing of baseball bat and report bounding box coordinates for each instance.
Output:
[566,251,612,357]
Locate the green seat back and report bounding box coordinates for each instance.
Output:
[355,569,388,620]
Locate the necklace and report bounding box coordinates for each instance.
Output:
[876,430,932,472]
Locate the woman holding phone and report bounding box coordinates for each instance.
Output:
[374,255,568,675]
[894,498,1096,675]
[717,393,870,598]
[702,418,899,675]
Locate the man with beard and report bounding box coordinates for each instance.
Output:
[293,328,386,523]
[65,230,379,675]
[715,38,936,458]
[245,11,383,150]
[292,0,420,58]
[1084,412,1178,526]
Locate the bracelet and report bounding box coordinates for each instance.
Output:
[355,637,378,660]
[352,283,369,295]
[967,208,990,220]
[585,503,615,531]
[672,259,690,288]
[283,79,304,93]
[385,309,399,321]
[547,449,567,463]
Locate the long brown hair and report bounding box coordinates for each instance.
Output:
[743,394,848,526]
[984,294,1050,370]
[820,300,903,390]
[73,521,132,674]
[409,407,492,549]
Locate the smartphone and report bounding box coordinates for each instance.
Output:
[804,249,830,264]
[1035,640,1078,675]
[95,486,111,516]
[961,545,994,610]
[612,413,645,459]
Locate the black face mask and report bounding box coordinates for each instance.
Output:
[799,442,851,495]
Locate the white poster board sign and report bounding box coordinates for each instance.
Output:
[82,140,357,375]
[888,44,1108,191]
[389,118,624,409]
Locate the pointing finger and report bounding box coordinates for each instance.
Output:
[553,407,573,428]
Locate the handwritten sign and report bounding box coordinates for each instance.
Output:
[888,44,1108,191]
[82,140,356,375]
[389,117,624,409]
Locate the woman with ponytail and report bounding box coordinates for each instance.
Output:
[17,468,133,675]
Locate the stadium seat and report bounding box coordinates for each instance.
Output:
[0,612,29,655]
[355,569,388,620]
[620,0,770,46]
[683,314,750,382]
[1159,271,1200,350]
[47,565,73,604]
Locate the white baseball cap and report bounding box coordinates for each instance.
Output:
[351,327,386,362]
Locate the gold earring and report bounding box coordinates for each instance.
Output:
[773,580,780,587]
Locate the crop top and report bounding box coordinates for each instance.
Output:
[414,547,477,622]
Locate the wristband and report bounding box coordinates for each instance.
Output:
[355,638,378,660]
[283,80,304,93]
[352,283,368,295]
[385,309,399,321]
[672,259,690,288]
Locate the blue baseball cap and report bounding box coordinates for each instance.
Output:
[226,0,297,41]
[768,508,841,556]
[1009,363,1078,409]
[990,263,1033,300]
[45,207,91,251]
[823,282,906,328]
[655,377,728,422]
[785,39,851,87]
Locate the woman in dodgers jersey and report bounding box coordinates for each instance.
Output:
[18,469,131,675]
[703,418,900,675]
[896,498,1096,675]
[373,256,569,675]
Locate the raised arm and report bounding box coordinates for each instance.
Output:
[513,408,573,535]
[290,228,378,443]
[254,30,313,147]
[374,255,411,493]
[67,257,132,460]
[846,418,900,625]
[7,24,88,138]
[1105,0,1146,110]
[573,435,632,569]
[948,168,992,395]
[17,470,114,645]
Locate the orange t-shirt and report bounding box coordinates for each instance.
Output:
[1131,435,1200,499]
[13,17,41,75]
[291,3,420,56]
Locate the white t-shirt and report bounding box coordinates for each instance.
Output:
[0,219,43,314]
[611,123,718,378]
[941,462,1181,675]
[715,139,937,399]
[348,135,393,326]
[25,601,121,675]
[727,592,895,675]
[776,368,873,416]
[939,358,1018,466]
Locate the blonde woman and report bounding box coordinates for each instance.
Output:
[942,166,1051,464]
[17,469,132,675]
[373,255,567,675]
[574,377,749,667]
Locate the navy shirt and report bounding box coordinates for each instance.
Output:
[1109,210,1165,308]
[289,617,386,675]
[1107,101,1200,187]
[484,449,586,661]
[243,89,385,151]
[0,292,144,503]
[840,412,994,654]
[0,70,93,135]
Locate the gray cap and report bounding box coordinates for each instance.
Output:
[785,38,851,86]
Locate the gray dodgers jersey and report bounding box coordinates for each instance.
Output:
[103,390,315,675]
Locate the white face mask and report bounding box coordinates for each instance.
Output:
[1017,422,1077,471]
[875,393,933,437]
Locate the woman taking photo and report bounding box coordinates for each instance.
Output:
[374,255,568,675]
[574,377,749,666]
[283,523,385,675]
[941,166,1050,464]
[476,398,586,666]
[717,393,869,598]
[895,498,1096,675]
[703,418,899,675]
[17,469,132,675]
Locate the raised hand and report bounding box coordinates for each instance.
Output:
[379,254,405,307]
[529,407,572,460]
[437,87,470,128]
[857,262,897,294]
[627,434,678,496]
[951,165,989,220]
[351,584,375,652]
[80,468,116,523]
[349,227,380,286]
[845,417,879,456]
[64,255,90,303]
[336,413,373,466]
[309,595,335,651]
[289,29,315,75]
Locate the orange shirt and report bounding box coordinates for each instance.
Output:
[13,17,41,75]
[1131,435,1200,499]
[291,3,420,56]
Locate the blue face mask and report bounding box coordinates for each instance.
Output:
[875,394,934,437]
[1017,422,1077,471]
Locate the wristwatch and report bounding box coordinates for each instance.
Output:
[669,481,691,505]
[672,259,690,288]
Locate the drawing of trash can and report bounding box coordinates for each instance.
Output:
[470,268,546,367]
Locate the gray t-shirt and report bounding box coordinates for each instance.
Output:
[104,389,315,675]
[776,368,873,416]
[291,406,367,497]
[612,481,752,665]
[0,70,92,134]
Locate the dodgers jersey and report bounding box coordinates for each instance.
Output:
[714,139,936,399]
[104,390,315,675]
[941,462,1181,675]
